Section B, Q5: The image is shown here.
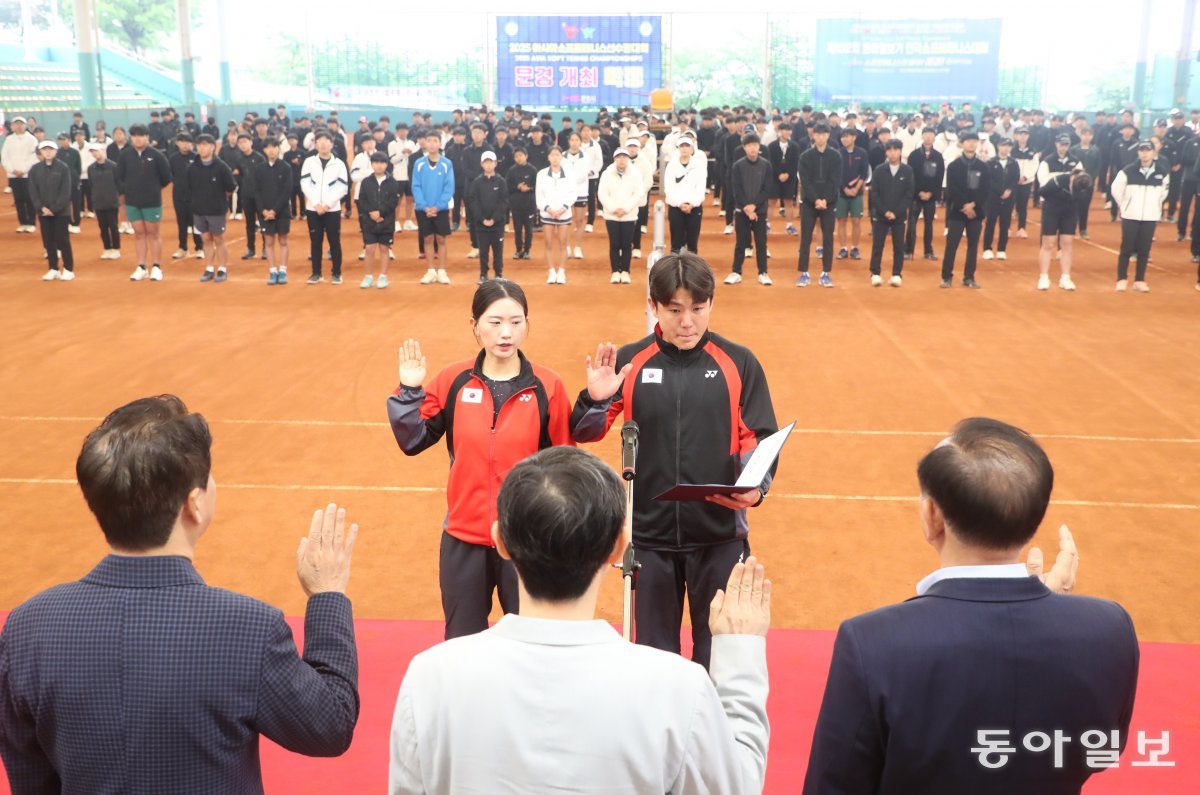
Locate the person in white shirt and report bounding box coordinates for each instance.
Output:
[563,132,590,260]
[535,146,576,284]
[1110,140,1170,291]
[663,138,707,254]
[1,116,39,231]
[597,145,644,283]
[389,446,771,795]
[895,115,924,160]
[388,124,420,233]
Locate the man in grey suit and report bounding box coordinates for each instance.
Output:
[0,394,361,794]
[803,417,1138,795]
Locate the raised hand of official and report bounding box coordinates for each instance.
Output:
[709,556,771,637]
[1026,525,1079,594]
[296,503,359,597]
[398,339,428,388]
[586,342,632,402]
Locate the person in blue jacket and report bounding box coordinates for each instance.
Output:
[412,130,456,285]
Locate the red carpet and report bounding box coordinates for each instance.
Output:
[0,616,1194,792]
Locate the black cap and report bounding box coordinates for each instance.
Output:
[1055,134,1072,145]
[1154,118,1168,127]
[998,137,1014,147]
[1136,140,1155,151]
[369,151,389,163]
[1171,110,1185,119]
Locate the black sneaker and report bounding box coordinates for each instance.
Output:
[331,275,343,285]
[1178,234,1186,242]
[962,278,981,289]
[939,279,952,288]
[477,275,488,285]
[904,253,914,260]
[925,251,939,261]
[199,269,215,282]
[306,274,322,285]
[1167,215,1177,224]
[241,250,256,260]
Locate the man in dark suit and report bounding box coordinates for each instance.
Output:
[803,417,1138,795]
[0,395,361,794]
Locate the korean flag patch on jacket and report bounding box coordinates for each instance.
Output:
[642,368,663,384]
[462,387,483,404]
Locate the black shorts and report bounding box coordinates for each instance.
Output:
[417,210,451,237]
[1041,202,1078,236]
[261,215,291,235]
[361,228,394,246]
[773,179,798,200]
[396,181,412,197]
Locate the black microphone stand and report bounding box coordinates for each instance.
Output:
[618,421,641,642]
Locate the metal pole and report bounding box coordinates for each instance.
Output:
[177,0,196,108]
[304,1,315,109]
[74,0,99,109]
[1175,0,1198,106]
[20,0,34,62]
[1132,0,1153,116]
[92,0,105,110]
[216,0,232,103]
[763,13,771,109]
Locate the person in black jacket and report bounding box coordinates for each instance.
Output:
[168,133,204,261]
[87,143,122,259]
[29,140,75,280]
[356,151,399,289]
[571,253,779,670]
[868,140,913,287]
[55,132,83,232]
[797,122,842,286]
[1108,123,1140,221]
[465,151,509,282]
[117,124,172,281]
[982,138,1020,260]
[255,138,294,285]
[906,127,944,260]
[230,133,267,260]
[941,131,990,288]
[284,133,306,218]
[767,122,800,235]
[187,135,237,282]
[728,133,773,284]
[506,148,537,259]
[444,127,469,232]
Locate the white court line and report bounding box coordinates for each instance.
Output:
[3,416,1196,445]
[1,477,1196,510]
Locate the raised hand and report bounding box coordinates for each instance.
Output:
[709,555,771,637]
[586,342,632,402]
[296,503,359,597]
[398,339,428,388]
[1026,525,1079,594]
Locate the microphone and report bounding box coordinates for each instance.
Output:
[620,420,639,481]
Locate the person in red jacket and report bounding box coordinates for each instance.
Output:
[388,280,574,639]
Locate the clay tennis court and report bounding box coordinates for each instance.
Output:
[1,182,1196,792]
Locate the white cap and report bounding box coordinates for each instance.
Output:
[678,137,694,147]
[639,129,651,138]
[37,140,57,150]
[86,141,106,151]
[613,147,631,158]
[624,141,640,154]
[480,150,497,161]
[11,116,26,124]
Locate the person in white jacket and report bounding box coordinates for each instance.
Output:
[2,116,39,231]
[663,139,707,254]
[563,132,590,260]
[536,146,576,284]
[631,135,655,258]
[1109,140,1170,292]
[300,130,349,284]
[597,145,644,283]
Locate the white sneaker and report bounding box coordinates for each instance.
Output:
[982,249,994,260]
[547,267,557,284]
[1132,281,1150,292]
[632,248,642,259]
[233,212,243,220]
[130,266,148,281]
[395,221,403,232]
[766,249,772,258]
[1059,275,1076,291]
[573,246,583,259]
[68,225,81,234]
[640,225,647,234]
[619,271,631,284]
[723,224,734,235]
[377,274,389,289]
[357,249,366,261]
[171,249,187,259]
[556,267,566,284]
[85,211,95,219]
[195,251,204,260]
[584,224,593,233]
[403,220,419,231]
[744,248,753,257]
[713,198,720,207]
[467,248,479,259]
[436,268,451,285]
[610,272,622,284]
[99,249,113,260]
[119,222,135,235]
[419,268,438,284]
[1037,274,1050,291]
[360,274,374,288]
[42,269,60,281]
[719,210,726,217]
[871,274,883,286]
[150,265,163,281]
[757,272,773,286]
[60,270,75,281]
[889,275,903,287]
[996,251,1007,261]
[186,225,194,235]
[1115,279,1128,292]
[724,272,742,284]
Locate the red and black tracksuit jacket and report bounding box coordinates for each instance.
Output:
[387,350,573,546]
[571,327,778,551]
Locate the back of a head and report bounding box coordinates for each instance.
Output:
[497,448,624,601]
[916,418,1053,550]
[76,395,212,551]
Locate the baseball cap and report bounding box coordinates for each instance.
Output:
[1055,134,1072,145]
[613,147,631,158]
[11,116,26,124]
[1136,140,1155,151]
[37,140,57,150]
[678,138,694,147]
[742,123,757,134]
[480,151,497,161]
